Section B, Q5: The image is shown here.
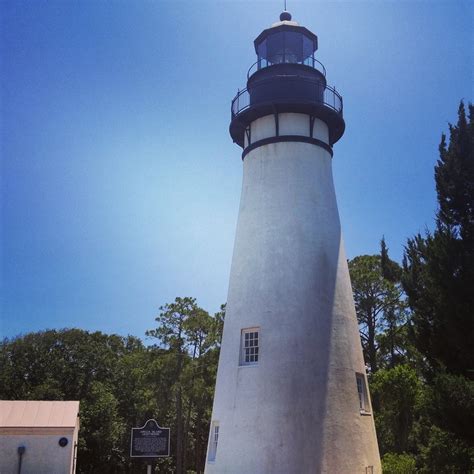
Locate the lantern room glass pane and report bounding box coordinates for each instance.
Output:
[264,31,285,63]
[284,32,303,62]
[302,35,314,59]
[256,31,315,66]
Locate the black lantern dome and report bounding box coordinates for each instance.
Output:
[230,13,344,151]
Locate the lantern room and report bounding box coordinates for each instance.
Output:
[253,11,318,66]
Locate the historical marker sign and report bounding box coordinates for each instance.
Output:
[130,419,170,458]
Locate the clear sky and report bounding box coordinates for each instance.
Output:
[1,1,472,340]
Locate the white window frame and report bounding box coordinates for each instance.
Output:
[356,372,371,414]
[240,327,260,366]
[207,421,219,462]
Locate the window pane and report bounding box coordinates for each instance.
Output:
[356,374,369,412]
[283,31,304,62]
[241,329,260,365]
[264,31,285,63]
[208,422,219,462]
[302,36,314,60]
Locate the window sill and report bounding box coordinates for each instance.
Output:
[360,410,372,416]
[238,363,259,368]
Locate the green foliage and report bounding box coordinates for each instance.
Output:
[435,102,474,240]
[0,299,224,474]
[0,329,142,472]
[428,372,474,445]
[403,102,474,376]
[382,452,417,474]
[79,381,125,472]
[417,426,472,474]
[349,243,409,373]
[400,102,473,472]
[371,365,421,454]
[145,297,222,474]
[349,101,474,473]
[380,236,402,283]
[403,228,473,376]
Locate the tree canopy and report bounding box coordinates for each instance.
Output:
[349,238,409,374]
[403,102,474,377]
[0,298,224,473]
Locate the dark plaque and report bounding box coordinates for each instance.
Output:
[130,419,170,458]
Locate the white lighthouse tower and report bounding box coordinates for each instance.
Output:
[206,11,381,474]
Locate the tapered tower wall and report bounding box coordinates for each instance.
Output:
[207,11,381,471]
[206,114,381,473]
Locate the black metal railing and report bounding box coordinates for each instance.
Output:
[247,55,327,79]
[231,79,343,119]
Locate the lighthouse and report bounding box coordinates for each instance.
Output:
[206,11,381,474]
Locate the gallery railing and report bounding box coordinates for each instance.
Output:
[231,79,343,119]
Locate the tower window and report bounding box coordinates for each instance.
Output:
[240,328,259,365]
[356,373,370,414]
[208,421,219,462]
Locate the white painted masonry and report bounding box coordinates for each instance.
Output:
[248,113,329,145]
[206,114,381,472]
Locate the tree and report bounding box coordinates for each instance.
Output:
[146,297,223,474]
[402,101,474,471]
[146,297,197,474]
[370,365,421,454]
[381,452,417,474]
[78,381,125,473]
[417,425,472,474]
[349,239,408,373]
[403,102,474,377]
[380,236,402,283]
[0,329,145,473]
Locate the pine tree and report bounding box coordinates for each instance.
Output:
[349,239,408,373]
[402,102,474,464]
[380,236,402,283]
[435,102,474,242]
[403,102,474,377]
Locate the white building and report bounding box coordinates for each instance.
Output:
[0,400,80,474]
[205,11,381,474]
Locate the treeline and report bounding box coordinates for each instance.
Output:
[1,102,472,473]
[0,299,224,473]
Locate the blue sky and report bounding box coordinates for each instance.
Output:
[1,1,472,340]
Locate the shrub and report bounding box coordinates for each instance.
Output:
[382,452,417,474]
